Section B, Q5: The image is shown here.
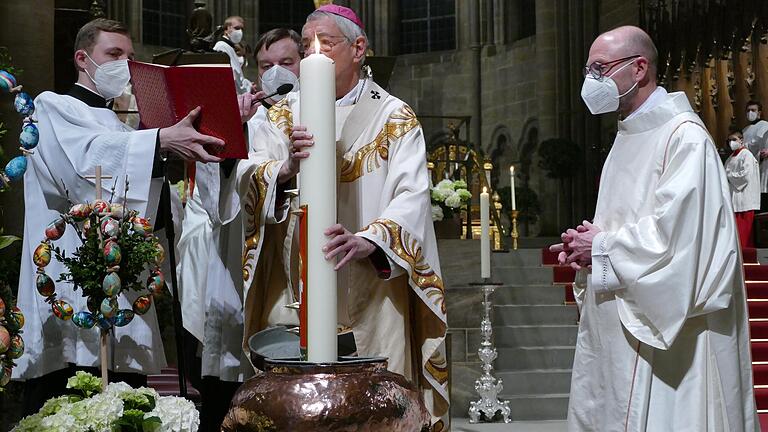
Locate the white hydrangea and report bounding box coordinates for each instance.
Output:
[146,396,200,432]
[431,204,444,221]
[435,179,454,190]
[431,187,451,202]
[67,392,123,431]
[104,381,134,397]
[40,411,85,432]
[445,192,462,208]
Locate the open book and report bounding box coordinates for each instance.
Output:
[128,60,247,159]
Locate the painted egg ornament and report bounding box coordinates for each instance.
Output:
[45,218,66,241]
[51,300,73,320]
[147,270,165,295]
[102,272,121,296]
[154,242,165,265]
[0,297,5,318]
[14,91,34,116]
[87,296,100,314]
[36,272,55,297]
[113,309,135,327]
[0,70,17,93]
[100,297,118,318]
[6,306,24,331]
[4,155,27,182]
[8,334,24,359]
[132,295,152,315]
[110,203,125,219]
[68,203,92,221]
[103,240,122,266]
[0,326,10,354]
[0,367,11,386]
[132,217,153,236]
[33,241,52,267]
[100,217,120,238]
[97,314,113,330]
[72,311,96,329]
[92,199,110,217]
[19,122,39,150]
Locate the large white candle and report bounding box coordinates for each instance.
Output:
[509,166,516,211]
[481,187,491,279]
[300,36,337,363]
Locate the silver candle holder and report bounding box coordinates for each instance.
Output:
[468,281,511,423]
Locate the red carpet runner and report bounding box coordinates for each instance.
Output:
[541,246,767,427]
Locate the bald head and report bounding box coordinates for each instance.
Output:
[592,26,658,75]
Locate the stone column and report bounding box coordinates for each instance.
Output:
[469,0,482,150]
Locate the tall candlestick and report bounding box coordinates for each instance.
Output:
[481,187,490,279]
[509,166,516,211]
[299,36,337,363]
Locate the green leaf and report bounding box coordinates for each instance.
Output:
[0,235,20,250]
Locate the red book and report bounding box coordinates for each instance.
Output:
[128,60,247,159]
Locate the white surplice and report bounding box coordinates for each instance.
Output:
[198,79,450,430]
[15,89,167,379]
[743,119,768,192]
[213,39,252,95]
[569,91,758,431]
[725,148,760,212]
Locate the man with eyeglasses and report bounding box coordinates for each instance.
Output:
[199,5,448,431]
[550,26,757,431]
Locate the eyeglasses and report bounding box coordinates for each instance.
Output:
[301,35,350,54]
[583,55,641,80]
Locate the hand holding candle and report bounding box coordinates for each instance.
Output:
[480,187,490,279]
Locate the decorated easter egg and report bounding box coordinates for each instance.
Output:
[87,296,100,314]
[45,218,66,241]
[92,199,110,217]
[132,217,153,236]
[96,314,113,331]
[0,297,5,318]
[146,270,165,295]
[32,241,52,267]
[102,272,121,296]
[6,306,24,331]
[72,311,96,329]
[51,300,73,320]
[0,366,11,386]
[68,203,92,221]
[0,326,10,354]
[154,242,165,265]
[14,91,34,116]
[19,122,39,150]
[100,297,118,318]
[0,70,17,93]
[103,240,122,266]
[100,217,120,238]
[4,155,27,182]
[36,272,55,297]
[8,334,24,359]
[110,203,125,219]
[132,295,152,315]
[113,309,135,327]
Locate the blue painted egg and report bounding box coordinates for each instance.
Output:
[96,314,113,331]
[19,123,39,150]
[72,311,96,329]
[100,297,118,318]
[36,272,55,297]
[4,155,27,181]
[113,309,135,327]
[101,217,120,238]
[51,300,74,320]
[14,92,34,116]
[103,240,121,266]
[102,272,121,296]
[132,295,152,315]
[45,218,66,241]
[8,334,24,359]
[0,70,17,93]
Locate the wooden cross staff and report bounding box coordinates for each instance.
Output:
[86,165,113,389]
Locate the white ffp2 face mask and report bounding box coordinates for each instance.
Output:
[729,140,742,152]
[229,29,243,44]
[748,111,759,122]
[85,53,130,100]
[260,65,299,101]
[580,60,638,115]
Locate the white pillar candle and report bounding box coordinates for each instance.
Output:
[299,36,337,363]
[481,187,491,279]
[509,166,516,211]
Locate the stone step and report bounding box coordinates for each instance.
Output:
[502,393,569,421]
[497,369,572,395]
[492,285,569,305]
[493,325,578,347]
[496,346,576,370]
[493,305,579,326]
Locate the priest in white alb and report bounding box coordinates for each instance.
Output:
[197,5,449,431]
[551,26,758,431]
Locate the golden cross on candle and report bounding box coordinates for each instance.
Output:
[85,165,113,200]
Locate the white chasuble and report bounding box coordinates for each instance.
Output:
[571,92,757,431]
[200,79,449,430]
[15,90,166,379]
[743,119,768,192]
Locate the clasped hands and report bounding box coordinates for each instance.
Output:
[549,220,601,271]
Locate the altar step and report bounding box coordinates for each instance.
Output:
[146,367,201,402]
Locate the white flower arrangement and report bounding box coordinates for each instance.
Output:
[13,372,199,432]
[430,179,472,221]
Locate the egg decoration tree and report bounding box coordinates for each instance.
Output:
[33,167,165,388]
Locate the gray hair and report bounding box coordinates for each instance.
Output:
[306,10,369,62]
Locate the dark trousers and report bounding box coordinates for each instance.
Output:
[23,364,147,416]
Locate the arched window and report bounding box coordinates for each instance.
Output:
[399,0,456,54]
[142,0,187,47]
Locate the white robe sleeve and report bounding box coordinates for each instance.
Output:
[591,123,737,350]
[213,41,252,95]
[726,153,750,191]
